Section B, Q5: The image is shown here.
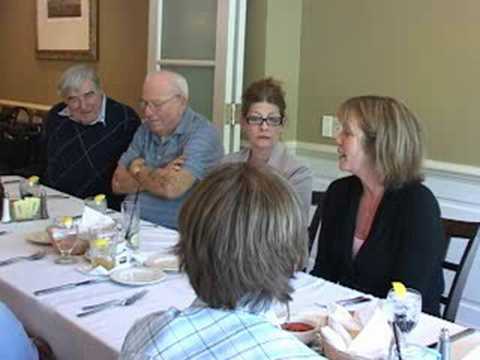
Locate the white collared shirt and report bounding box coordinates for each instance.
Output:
[58,94,107,126]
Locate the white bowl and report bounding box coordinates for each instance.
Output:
[281,317,319,344]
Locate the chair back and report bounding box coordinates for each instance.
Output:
[308,191,326,252]
[441,218,480,322]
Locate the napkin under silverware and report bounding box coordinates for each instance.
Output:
[34,278,108,296]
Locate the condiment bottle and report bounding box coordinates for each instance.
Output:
[1,197,11,223]
[437,328,451,360]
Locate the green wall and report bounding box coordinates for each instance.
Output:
[298,0,480,166]
[244,0,302,141]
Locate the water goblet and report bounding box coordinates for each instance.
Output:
[50,224,79,265]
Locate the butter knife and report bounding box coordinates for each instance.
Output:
[34,278,107,296]
[427,327,476,348]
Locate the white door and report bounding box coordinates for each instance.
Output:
[148,0,246,154]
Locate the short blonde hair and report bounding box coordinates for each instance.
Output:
[176,163,306,311]
[337,95,424,188]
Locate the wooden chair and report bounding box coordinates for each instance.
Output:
[308,191,326,253]
[441,218,480,322]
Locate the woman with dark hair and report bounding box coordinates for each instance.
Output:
[311,95,444,315]
[223,78,313,225]
[121,163,323,359]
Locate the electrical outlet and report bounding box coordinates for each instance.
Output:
[322,115,334,137]
[332,116,341,137]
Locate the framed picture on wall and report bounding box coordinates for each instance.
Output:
[36,0,98,61]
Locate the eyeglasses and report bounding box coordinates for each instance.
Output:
[66,90,98,108]
[139,95,178,111]
[245,115,284,127]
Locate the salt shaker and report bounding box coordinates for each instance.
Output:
[437,328,451,360]
[1,197,11,223]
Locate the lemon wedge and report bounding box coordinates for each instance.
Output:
[94,194,106,205]
[392,281,407,298]
[93,238,109,249]
[27,176,40,186]
[61,216,73,228]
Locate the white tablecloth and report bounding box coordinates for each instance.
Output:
[0,176,476,359]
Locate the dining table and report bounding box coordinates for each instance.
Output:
[0,175,478,359]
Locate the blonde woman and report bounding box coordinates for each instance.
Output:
[311,96,444,315]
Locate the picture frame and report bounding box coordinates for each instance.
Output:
[35,0,98,61]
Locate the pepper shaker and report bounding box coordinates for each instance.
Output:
[437,328,451,360]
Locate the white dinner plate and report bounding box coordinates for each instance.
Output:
[110,267,166,286]
[25,231,51,245]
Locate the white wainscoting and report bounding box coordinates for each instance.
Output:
[289,141,480,328]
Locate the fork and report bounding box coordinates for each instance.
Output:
[77,290,148,317]
[0,250,46,267]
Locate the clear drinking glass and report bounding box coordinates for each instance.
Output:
[121,198,140,250]
[88,227,119,270]
[386,287,423,357]
[50,225,79,264]
[84,194,107,213]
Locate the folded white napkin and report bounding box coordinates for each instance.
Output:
[79,206,115,233]
[320,301,392,359]
[463,345,480,360]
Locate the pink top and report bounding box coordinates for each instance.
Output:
[352,235,365,258]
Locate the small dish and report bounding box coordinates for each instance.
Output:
[279,310,326,345]
[110,267,166,286]
[25,231,51,245]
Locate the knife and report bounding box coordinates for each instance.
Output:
[46,194,70,199]
[427,327,476,348]
[34,278,107,296]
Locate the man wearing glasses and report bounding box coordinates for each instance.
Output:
[43,64,140,209]
[112,70,223,229]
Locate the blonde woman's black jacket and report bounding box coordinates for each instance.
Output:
[311,175,444,316]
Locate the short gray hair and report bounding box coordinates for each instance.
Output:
[147,70,189,99]
[176,163,307,311]
[57,64,102,98]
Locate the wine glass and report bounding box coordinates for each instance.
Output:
[50,225,79,264]
[385,287,422,358]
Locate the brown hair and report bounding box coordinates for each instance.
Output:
[241,77,286,118]
[176,163,306,311]
[337,95,424,188]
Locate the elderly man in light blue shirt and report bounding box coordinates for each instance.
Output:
[112,71,223,229]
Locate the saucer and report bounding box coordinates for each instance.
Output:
[109,267,166,286]
[25,231,51,245]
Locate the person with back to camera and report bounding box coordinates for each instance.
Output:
[223,77,313,230]
[43,64,140,210]
[120,163,324,359]
[311,95,444,316]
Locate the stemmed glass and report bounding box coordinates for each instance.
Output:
[385,287,422,358]
[50,225,79,264]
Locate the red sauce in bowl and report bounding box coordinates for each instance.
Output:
[281,322,315,332]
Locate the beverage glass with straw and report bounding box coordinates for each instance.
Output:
[386,282,425,359]
[121,195,140,251]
